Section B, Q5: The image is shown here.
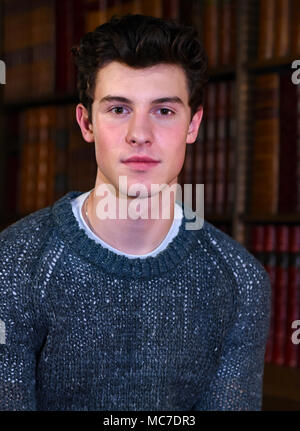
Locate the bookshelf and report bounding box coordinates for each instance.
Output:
[0,0,300,410]
[0,0,4,225]
[237,0,300,411]
[248,55,300,73]
[263,364,300,411]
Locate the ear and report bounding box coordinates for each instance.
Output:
[76,103,94,143]
[186,107,203,144]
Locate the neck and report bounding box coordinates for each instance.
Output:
[82,183,177,256]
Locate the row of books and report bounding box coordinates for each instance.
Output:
[3,0,78,101]
[84,0,178,32]
[179,80,235,216]
[249,224,300,368]
[2,0,176,102]
[195,0,237,69]
[3,0,300,104]
[6,0,285,105]
[16,104,96,215]
[249,70,300,215]
[258,0,300,61]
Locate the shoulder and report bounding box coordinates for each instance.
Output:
[0,205,54,275]
[195,220,271,307]
[0,206,58,348]
[0,206,57,335]
[200,220,267,276]
[194,221,272,342]
[0,190,82,280]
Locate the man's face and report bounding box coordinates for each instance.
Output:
[77,61,203,199]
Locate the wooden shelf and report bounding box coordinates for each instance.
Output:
[205,214,232,224]
[3,93,78,110]
[246,54,299,73]
[263,363,300,410]
[242,213,300,224]
[208,66,236,80]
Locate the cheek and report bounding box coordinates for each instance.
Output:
[93,127,121,163]
[161,127,188,165]
[161,121,188,145]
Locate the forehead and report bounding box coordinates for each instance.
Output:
[94,61,189,102]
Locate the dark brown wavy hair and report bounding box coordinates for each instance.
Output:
[71,14,208,122]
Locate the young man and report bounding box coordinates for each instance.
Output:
[0,14,271,411]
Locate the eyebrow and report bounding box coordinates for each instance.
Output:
[98,95,185,106]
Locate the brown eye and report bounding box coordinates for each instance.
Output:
[159,108,174,116]
[112,107,124,114]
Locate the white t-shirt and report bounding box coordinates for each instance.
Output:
[71,190,183,259]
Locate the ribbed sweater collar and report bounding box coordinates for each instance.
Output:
[51,191,204,280]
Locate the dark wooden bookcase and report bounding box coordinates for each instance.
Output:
[0,0,299,410]
[0,0,5,222]
[233,0,300,410]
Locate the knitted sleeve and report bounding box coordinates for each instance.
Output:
[0,214,50,411]
[192,251,271,411]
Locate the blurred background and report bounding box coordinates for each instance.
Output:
[0,0,300,410]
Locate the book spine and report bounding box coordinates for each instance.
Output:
[258,0,276,60]
[202,0,219,69]
[4,113,20,217]
[251,73,280,214]
[263,225,277,363]
[274,0,291,59]
[272,225,289,365]
[225,80,235,214]
[278,70,298,213]
[162,0,179,19]
[214,81,227,214]
[291,0,300,56]
[85,0,108,33]
[285,226,300,367]
[55,0,72,94]
[35,107,51,209]
[250,224,265,263]
[19,109,38,214]
[106,0,122,21]
[3,0,32,101]
[121,0,143,15]
[53,106,69,201]
[140,0,162,17]
[71,0,85,92]
[219,0,236,67]
[46,106,56,206]
[31,0,56,99]
[297,83,300,213]
[229,0,236,65]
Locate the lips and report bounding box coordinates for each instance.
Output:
[123,155,160,163]
[122,155,161,171]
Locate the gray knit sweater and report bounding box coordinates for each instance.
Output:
[0,191,271,411]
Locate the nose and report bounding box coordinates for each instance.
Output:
[125,111,154,146]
